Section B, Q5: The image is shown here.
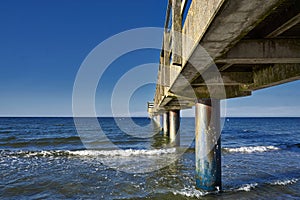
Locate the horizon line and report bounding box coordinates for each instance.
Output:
[0,116,300,118]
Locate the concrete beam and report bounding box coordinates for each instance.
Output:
[160,96,173,107]
[172,85,251,100]
[182,0,225,66]
[192,72,253,86]
[216,39,300,64]
[163,105,191,111]
[172,0,286,92]
[251,63,300,90]
[169,64,181,86]
[219,63,233,71]
[193,85,251,99]
[153,64,300,111]
[266,13,300,38]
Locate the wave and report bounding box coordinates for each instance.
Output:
[270,178,299,186]
[0,148,177,158]
[173,178,300,198]
[68,148,176,157]
[172,187,208,198]
[234,183,258,192]
[229,178,299,192]
[223,145,280,153]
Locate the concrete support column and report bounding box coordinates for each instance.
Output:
[153,115,161,129]
[158,115,163,130]
[169,110,180,146]
[195,99,221,192]
[163,112,170,136]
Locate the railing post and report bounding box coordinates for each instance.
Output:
[171,0,182,66]
[163,32,171,93]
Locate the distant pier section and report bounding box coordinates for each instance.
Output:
[148,0,300,192]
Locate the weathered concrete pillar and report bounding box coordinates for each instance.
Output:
[169,110,180,146]
[163,112,170,136]
[195,99,221,192]
[153,115,161,129]
[158,115,163,130]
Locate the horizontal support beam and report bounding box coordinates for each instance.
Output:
[172,85,251,99]
[251,63,300,90]
[193,85,252,99]
[266,13,300,38]
[155,105,192,112]
[216,39,300,64]
[192,71,253,86]
[219,63,233,71]
[160,96,173,107]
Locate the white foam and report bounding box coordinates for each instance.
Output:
[173,187,208,198]
[235,183,258,192]
[224,145,280,153]
[20,150,70,158]
[7,148,177,158]
[68,148,177,157]
[270,178,299,186]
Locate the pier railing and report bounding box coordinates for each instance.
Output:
[154,0,187,112]
[153,0,226,114]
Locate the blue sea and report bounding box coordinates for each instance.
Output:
[0,117,300,199]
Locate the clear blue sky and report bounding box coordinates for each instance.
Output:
[0,0,299,117]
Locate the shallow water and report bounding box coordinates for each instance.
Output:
[0,117,300,199]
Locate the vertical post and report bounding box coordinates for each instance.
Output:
[158,115,162,130]
[170,0,182,86]
[153,115,161,129]
[171,0,182,66]
[169,110,180,146]
[163,112,170,136]
[163,32,171,90]
[195,99,221,192]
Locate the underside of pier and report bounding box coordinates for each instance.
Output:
[149,0,300,192]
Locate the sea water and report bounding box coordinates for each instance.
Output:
[0,117,299,199]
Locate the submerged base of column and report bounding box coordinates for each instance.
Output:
[195,99,221,192]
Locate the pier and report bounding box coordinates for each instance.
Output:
[148,0,300,192]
